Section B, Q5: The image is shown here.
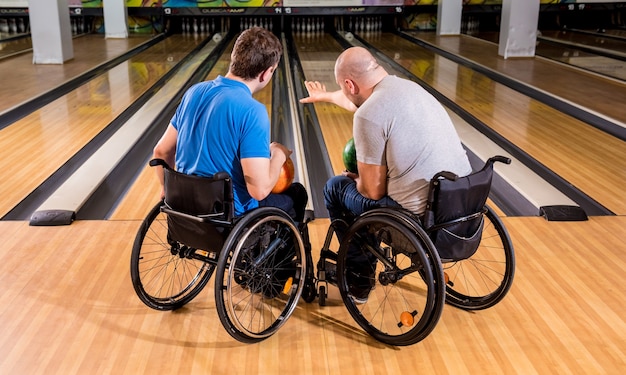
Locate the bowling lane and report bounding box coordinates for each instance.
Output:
[535,30,626,81]
[410,31,626,128]
[0,34,154,114]
[0,34,208,218]
[470,30,626,83]
[475,31,626,81]
[600,29,626,39]
[536,41,626,81]
[292,32,354,176]
[540,29,626,57]
[364,32,626,215]
[0,34,31,59]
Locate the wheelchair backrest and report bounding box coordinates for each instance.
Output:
[150,158,234,252]
[423,156,510,261]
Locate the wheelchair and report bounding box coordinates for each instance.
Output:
[130,159,317,343]
[316,156,516,346]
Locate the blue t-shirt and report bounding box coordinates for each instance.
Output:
[171,76,270,216]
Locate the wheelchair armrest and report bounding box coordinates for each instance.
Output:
[150,158,173,170]
[432,171,458,181]
[489,156,511,165]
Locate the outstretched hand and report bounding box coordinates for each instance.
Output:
[299,81,328,104]
[299,80,357,112]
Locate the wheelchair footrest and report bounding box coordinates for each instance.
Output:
[316,259,337,286]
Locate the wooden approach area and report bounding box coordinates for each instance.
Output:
[1,215,625,374]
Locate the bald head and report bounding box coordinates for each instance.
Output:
[335,47,386,87]
[334,47,387,107]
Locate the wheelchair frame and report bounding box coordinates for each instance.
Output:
[130,159,316,343]
[315,156,516,345]
[130,156,515,346]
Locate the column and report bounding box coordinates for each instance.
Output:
[498,0,541,59]
[437,0,463,36]
[29,0,73,64]
[103,0,128,38]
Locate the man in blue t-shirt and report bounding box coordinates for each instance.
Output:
[153,27,307,221]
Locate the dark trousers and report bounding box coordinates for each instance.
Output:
[323,175,400,288]
[259,182,308,222]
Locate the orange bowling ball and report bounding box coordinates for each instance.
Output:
[272,157,295,194]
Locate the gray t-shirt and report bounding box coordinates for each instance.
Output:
[354,75,472,214]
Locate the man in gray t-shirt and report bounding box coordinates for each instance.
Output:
[301,46,470,218]
[300,47,471,302]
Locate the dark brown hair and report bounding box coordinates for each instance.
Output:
[229,27,282,81]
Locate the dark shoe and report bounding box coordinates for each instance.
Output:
[346,264,376,304]
[344,232,379,304]
[349,284,372,304]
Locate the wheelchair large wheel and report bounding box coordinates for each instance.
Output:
[336,210,446,346]
[214,208,306,343]
[130,202,217,311]
[443,205,515,310]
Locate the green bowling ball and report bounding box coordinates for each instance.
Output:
[342,137,358,173]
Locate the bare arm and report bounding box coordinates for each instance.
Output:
[242,142,291,200]
[351,162,387,201]
[152,124,178,199]
[299,81,357,112]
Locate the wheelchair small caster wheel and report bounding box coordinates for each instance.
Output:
[318,285,327,306]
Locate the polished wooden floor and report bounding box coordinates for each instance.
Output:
[2,28,626,374]
[1,216,625,374]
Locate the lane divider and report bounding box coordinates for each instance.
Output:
[281,35,314,213]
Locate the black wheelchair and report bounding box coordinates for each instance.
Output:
[316,156,515,346]
[130,159,317,343]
